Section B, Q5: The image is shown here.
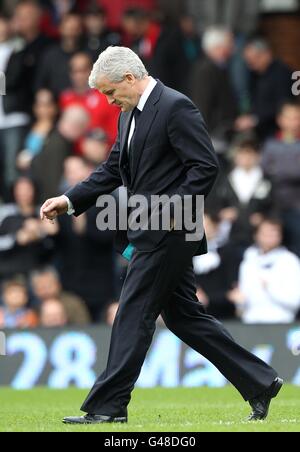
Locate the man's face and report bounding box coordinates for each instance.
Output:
[84,14,106,35]
[60,16,83,41]
[64,157,90,186]
[82,138,108,164]
[96,74,140,112]
[40,300,67,328]
[13,4,41,36]
[14,178,35,206]
[278,106,300,136]
[32,274,60,300]
[234,149,260,171]
[256,223,282,253]
[3,286,28,311]
[244,46,271,73]
[70,55,92,90]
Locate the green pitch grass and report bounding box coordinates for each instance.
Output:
[0,386,299,432]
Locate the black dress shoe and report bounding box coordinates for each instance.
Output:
[63,414,128,425]
[248,377,283,421]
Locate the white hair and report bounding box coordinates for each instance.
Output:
[202,27,233,52]
[89,46,149,88]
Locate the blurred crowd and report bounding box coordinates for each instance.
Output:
[1,0,300,329]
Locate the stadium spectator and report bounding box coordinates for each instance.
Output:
[39,0,79,39]
[0,277,38,328]
[17,89,58,172]
[31,267,91,325]
[59,155,92,193]
[81,129,110,167]
[1,1,54,200]
[235,38,293,141]
[100,0,157,30]
[55,156,117,321]
[214,139,273,249]
[39,298,68,327]
[83,4,121,62]
[187,0,260,113]
[228,218,300,323]
[157,0,185,24]
[193,213,239,319]
[178,14,201,64]
[4,0,51,112]
[0,177,56,281]
[151,14,201,94]
[190,26,238,154]
[35,13,84,97]
[59,52,119,147]
[262,101,300,256]
[121,7,161,65]
[31,105,90,203]
[0,12,29,201]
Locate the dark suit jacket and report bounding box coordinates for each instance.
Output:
[190,58,238,141]
[249,60,293,140]
[4,35,52,115]
[65,80,219,255]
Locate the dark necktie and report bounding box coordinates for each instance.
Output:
[128,107,141,157]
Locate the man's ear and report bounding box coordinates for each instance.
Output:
[124,73,135,84]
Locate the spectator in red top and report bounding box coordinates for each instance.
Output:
[59,52,120,147]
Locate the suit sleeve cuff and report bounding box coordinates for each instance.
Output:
[62,195,75,216]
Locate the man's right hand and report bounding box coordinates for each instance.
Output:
[40,196,68,221]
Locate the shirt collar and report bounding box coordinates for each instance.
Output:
[136,77,157,112]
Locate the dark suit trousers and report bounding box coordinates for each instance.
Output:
[81,230,277,416]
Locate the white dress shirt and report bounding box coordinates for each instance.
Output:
[127,76,157,148]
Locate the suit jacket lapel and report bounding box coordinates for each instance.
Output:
[119,81,164,187]
[130,81,164,185]
[119,109,135,186]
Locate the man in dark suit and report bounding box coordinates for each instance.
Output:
[40,46,282,424]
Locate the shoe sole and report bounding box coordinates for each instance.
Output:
[62,417,128,425]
